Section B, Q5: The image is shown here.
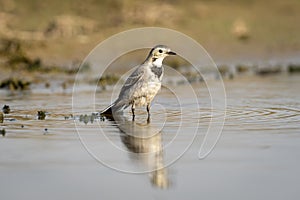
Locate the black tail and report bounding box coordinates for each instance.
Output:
[100,100,125,121]
[100,104,114,120]
[100,103,114,116]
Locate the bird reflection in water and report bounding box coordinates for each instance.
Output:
[113,113,169,189]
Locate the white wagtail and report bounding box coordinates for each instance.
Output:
[101,45,176,121]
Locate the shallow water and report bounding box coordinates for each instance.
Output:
[0,74,300,200]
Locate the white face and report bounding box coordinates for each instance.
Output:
[152,47,172,59]
[148,45,176,67]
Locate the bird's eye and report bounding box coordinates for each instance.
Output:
[158,49,163,53]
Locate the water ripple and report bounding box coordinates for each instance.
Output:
[225,105,300,130]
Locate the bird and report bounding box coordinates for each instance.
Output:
[101,45,176,121]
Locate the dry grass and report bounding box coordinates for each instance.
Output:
[0,0,299,65]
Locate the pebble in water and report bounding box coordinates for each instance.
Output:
[64,114,74,120]
[2,105,10,114]
[37,111,46,120]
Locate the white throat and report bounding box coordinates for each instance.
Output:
[152,57,164,67]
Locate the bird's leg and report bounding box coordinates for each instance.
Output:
[131,103,135,121]
[146,104,150,123]
[146,104,150,116]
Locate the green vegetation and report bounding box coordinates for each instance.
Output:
[288,64,300,73]
[0,78,31,91]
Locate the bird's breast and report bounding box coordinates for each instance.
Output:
[150,66,163,79]
[133,81,161,106]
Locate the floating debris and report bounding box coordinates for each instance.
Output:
[0,128,5,137]
[79,113,99,124]
[37,111,46,120]
[90,113,96,123]
[0,112,3,123]
[21,125,24,128]
[2,105,10,114]
[79,114,84,122]
[100,115,105,121]
[83,114,89,124]
[64,114,74,120]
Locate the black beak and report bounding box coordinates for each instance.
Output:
[167,51,176,55]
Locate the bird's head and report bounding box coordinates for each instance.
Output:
[150,45,176,60]
[145,45,176,67]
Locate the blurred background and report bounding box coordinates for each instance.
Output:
[1,1,300,198]
[0,0,300,72]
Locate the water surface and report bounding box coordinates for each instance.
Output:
[0,74,299,200]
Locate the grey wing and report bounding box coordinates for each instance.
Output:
[119,67,145,98]
[113,66,145,109]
